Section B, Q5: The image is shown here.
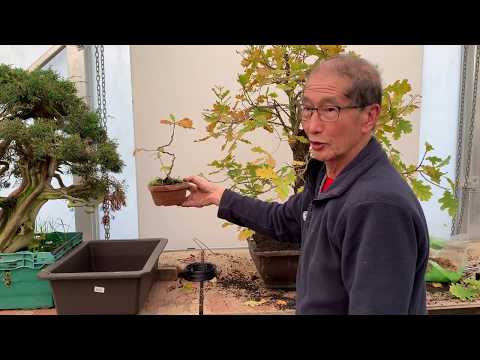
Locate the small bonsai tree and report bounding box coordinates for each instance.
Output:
[134,115,194,186]
[194,45,457,240]
[0,64,126,253]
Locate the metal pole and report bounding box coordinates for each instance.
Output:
[66,45,100,241]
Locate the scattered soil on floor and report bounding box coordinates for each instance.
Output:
[160,250,296,311]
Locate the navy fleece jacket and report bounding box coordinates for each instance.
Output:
[218,137,429,314]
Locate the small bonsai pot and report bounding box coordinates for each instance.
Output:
[148,182,189,206]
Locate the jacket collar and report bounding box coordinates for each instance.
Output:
[304,137,387,202]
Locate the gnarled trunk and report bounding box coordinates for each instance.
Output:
[289,129,310,194]
[0,161,52,253]
[0,197,47,253]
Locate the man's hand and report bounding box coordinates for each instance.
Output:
[181,176,225,207]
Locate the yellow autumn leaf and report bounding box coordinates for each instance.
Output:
[256,167,277,180]
[292,160,305,167]
[275,183,290,200]
[238,229,255,241]
[242,299,267,307]
[257,67,268,77]
[182,282,193,291]
[176,118,194,129]
[263,125,274,133]
[431,283,443,288]
[272,46,283,64]
[206,121,217,133]
[251,146,267,154]
[160,119,173,125]
[276,300,287,306]
[319,45,345,57]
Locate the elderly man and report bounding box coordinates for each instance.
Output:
[181,55,430,315]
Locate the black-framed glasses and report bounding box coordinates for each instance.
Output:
[300,103,366,122]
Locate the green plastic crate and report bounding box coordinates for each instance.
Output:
[0,232,82,310]
[1,268,54,309]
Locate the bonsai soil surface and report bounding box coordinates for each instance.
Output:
[252,233,300,252]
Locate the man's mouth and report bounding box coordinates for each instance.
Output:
[310,141,327,150]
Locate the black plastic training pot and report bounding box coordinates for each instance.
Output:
[247,237,301,289]
[38,238,167,315]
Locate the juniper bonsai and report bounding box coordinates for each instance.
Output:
[0,64,126,253]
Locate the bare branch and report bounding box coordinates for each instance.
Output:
[271,99,292,131]
[419,172,449,192]
[401,150,428,176]
[47,190,92,207]
[163,150,176,179]
[54,174,66,188]
[163,120,176,148]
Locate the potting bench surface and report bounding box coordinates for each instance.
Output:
[141,248,297,315]
[1,242,480,315]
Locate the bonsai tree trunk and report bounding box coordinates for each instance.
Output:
[0,199,46,253]
[0,160,53,253]
[0,158,94,253]
[290,129,310,194]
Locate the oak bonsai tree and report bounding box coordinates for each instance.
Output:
[195,45,457,244]
[134,115,194,206]
[0,64,126,253]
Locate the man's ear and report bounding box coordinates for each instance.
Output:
[362,104,381,133]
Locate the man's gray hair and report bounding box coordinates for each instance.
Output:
[307,54,383,107]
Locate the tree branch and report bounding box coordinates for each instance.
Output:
[419,172,449,192]
[54,174,66,188]
[271,99,292,131]
[241,89,293,131]
[0,140,11,158]
[57,193,92,207]
[40,184,93,202]
[401,150,428,176]
[8,165,29,199]
[0,161,9,177]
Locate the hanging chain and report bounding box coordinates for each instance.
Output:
[94,45,111,240]
[101,48,108,131]
[460,45,480,230]
[452,45,469,235]
[94,46,102,118]
[453,45,480,235]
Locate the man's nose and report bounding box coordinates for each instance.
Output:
[305,113,324,134]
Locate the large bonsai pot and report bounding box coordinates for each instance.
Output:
[38,238,167,315]
[247,233,301,289]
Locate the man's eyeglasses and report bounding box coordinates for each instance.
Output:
[300,103,366,122]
